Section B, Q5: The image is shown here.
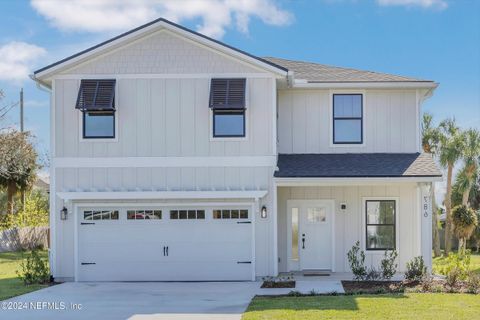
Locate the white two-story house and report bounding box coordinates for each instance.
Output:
[32,18,441,282]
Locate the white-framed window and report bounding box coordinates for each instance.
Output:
[84,210,119,220]
[213,209,249,219]
[365,200,396,251]
[127,210,162,220]
[170,209,205,220]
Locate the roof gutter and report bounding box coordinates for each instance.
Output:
[292,81,439,89]
[274,176,443,186]
[29,74,51,92]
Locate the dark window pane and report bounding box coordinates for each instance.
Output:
[92,211,101,220]
[366,226,395,249]
[84,211,92,220]
[179,210,187,219]
[231,210,239,219]
[213,210,221,219]
[213,111,245,137]
[154,210,162,219]
[84,112,114,138]
[334,119,362,143]
[240,210,248,219]
[111,210,119,220]
[170,210,178,220]
[127,211,135,220]
[222,210,231,219]
[197,210,205,219]
[188,210,196,219]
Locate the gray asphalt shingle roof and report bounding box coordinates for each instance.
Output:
[274,153,442,178]
[263,57,433,83]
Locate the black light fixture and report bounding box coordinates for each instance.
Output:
[60,207,68,220]
[261,206,267,219]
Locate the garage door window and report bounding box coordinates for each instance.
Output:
[84,210,119,220]
[213,209,248,219]
[170,210,205,220]
[127,210,162,220]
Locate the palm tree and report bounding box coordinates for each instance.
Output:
[452,205,478,253]
[438,118,465,255]
[460,129,480,206]
[421,113,441,257]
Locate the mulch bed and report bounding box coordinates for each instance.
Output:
[342,280,413,294]
[261,281,296,288]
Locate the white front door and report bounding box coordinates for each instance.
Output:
[288,200,334,271]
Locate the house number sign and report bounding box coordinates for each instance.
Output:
[423,196,430,218]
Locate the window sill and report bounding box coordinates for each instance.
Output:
[80,138,119,143]
[210,136,248,142]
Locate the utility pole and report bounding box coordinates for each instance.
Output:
[20,88,24,132]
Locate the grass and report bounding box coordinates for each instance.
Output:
[243,293,480,320]
[0,250,49,301]
[433,252,480,274]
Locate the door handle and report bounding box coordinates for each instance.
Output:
[163,246,166,256]
[302,234,305,249]
[166,246,169,256]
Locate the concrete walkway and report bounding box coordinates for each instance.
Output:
[1,279,345,320]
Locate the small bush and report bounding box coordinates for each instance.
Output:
[420,274,434,292]
[445,268,461,290]
[466,272,480,294]
[347,241,367,280]
[287,290,302,297]
[380,250,398,280]
[16,250,50,285]
[405,256,427,281]
[435,251,471,281]
[365,267,382,281]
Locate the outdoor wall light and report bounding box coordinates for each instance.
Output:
[261,206,267,219]
[60,207,68,220]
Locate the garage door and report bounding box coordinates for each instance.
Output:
[77,205,253,281]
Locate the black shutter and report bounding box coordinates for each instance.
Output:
[209,78,246,109]
[76,79,116,112]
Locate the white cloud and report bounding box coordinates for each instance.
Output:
[0,42,47,82]
[376,0,448,9]
[24,99,48,108]
[30,0,294,39]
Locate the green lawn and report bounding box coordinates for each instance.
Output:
[433,252,480,274]
[243,293,480,320]
[0,250,49,301]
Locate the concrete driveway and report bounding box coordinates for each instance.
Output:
[1,282,260,320]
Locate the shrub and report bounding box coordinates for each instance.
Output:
[466,272,480,294]
[347,241,367,280]
[405,256,427,281]
[380,250,398,280]
[452,205,478,252]
[445,268,461,290]
[420,274,434,292]
[365,267,382,281]
[434,251,471,280]
[16,250,50,285]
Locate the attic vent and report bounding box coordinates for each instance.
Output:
[209,78,246,109]
[75,79,116,112]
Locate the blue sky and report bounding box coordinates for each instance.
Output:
[0,0,479,164]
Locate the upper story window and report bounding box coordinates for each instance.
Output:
[209,78,246,138]
[76,79,116,139]
[365,200,396,250]
[333,94,363,144]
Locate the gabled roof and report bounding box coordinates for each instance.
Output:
[275,153,442,178]
[33,18,288,79]
[263,57,433,83]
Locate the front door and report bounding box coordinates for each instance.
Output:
[289,201,333,271]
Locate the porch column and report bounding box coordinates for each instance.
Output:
[419,182,433,271]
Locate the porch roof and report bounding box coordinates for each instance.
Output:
[274,153,442,178]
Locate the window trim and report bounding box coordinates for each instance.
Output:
[329,90,365,147]
[363,197,399,252]
[332,93,363,145]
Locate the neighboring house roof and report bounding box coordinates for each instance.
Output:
[274,153,442,178]
[33,18,287,80]
[34,176,50,192]
[263,57,434,83]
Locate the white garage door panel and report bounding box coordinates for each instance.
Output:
[77,206,253,281]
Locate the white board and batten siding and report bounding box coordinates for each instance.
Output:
[277,184,420,273]
[278,89,419,153]
[50,29,279,281]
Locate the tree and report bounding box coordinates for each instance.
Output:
[452,205,478,252]
[460,129,480,206]
[452,169,478,208]
[421,112,442,257]
[438,118,465,254]
[0,130,38,216]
